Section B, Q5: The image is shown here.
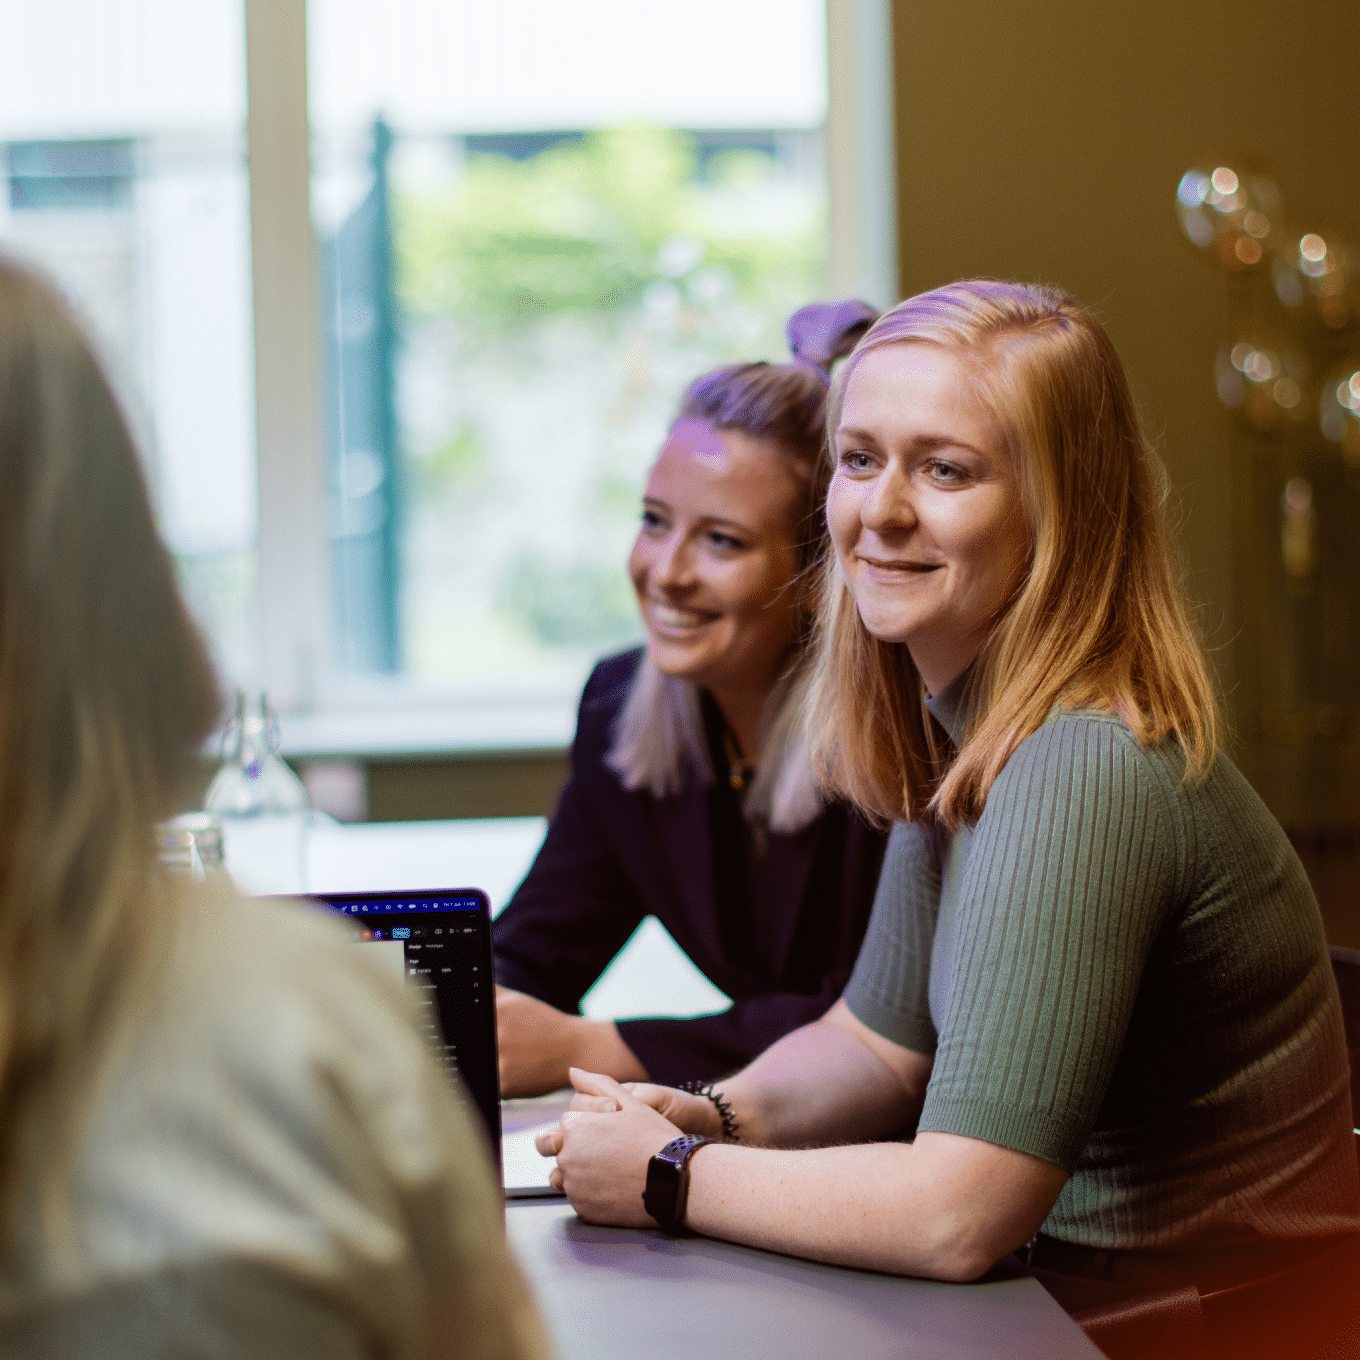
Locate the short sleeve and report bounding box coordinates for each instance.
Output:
[842,819,943,1055]
[917,715,1179,1171]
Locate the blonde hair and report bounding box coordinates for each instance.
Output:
[607,656,822,833]
[806,279,1218,829]
[607,303,876,834]
[0,259,220,1255]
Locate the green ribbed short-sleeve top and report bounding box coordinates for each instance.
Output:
[843,680,1360,1250]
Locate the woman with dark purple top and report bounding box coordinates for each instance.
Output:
[493,302,888,1095]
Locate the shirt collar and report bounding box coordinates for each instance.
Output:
[923,666,976,747]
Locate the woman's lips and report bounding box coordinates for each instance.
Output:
[856,555,941,580]
[648,601,720,632]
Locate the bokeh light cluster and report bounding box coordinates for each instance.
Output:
[1178,161,1359,455]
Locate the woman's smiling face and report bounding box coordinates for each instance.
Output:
[628,418,805,701]
[827,342,1030,694]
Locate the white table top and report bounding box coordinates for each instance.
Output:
[501,1093,573,1196]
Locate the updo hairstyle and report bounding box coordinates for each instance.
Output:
[608,299,877,832]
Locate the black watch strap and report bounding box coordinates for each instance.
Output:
[642,1134,714,1234]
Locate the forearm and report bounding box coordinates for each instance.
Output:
[573,1019,647,1083]
[719,1009,923,1148]
[616,984,845,1088]
[497,988,646,1097]
[684,1134,1061,1282]
[546,1072,1069,1281]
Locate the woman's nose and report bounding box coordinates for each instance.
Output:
[860,466,916,535]
[649,533,696,591]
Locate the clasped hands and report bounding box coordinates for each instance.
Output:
[533,1068,721,1227]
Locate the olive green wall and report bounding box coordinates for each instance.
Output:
[360,752,568,822]
[889,0,1360,704]
[887,0,1360,942]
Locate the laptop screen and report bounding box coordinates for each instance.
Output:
[313,889,501,1164]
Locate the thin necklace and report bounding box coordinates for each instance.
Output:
[721,725,755,791]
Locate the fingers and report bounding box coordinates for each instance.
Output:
[538,1098,678,1229]
[568,1092,620,1114]
[621,1082,673,1109]
[615,1081,687,1121]
[568,1067,642,1106]
[556,1109,608,1134]
[539,1107,613,1160]
[534,1127,564,1157]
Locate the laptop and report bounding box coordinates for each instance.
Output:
[312,886,561,1198]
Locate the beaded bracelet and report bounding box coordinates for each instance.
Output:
[679,1080,741,1144]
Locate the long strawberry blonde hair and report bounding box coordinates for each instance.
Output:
[0,258,220,1257]
[805,280,1218,829]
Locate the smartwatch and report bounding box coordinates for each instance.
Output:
[642,1134,714,1234]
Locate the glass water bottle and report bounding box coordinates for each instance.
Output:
[205,691,311,894]
[204,690,308,816]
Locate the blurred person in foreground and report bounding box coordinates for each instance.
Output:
[0,257,548,1360]
[494,302,889,1095]
[539,281,1359,1356]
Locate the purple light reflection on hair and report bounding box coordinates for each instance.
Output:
[670,299,878,578]
[676,298,877,464]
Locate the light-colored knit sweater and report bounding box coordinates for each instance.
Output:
[0,886,548,1360]
[844,679,1359,1251]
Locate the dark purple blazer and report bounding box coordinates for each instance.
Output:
[492,649,888,1085]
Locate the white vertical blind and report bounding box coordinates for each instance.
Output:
[309,0,827,135]
[0,0,244,136]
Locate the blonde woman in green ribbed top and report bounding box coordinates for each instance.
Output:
[540,281,1359,1345]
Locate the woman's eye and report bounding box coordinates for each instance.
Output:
[925,459,966,484]
[707,530,745,551]
[641,508,666,533]
[838,449,874,472]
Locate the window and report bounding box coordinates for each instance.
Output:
[0,0,258,680]
[309,0,831,708]
[3,0,896,744]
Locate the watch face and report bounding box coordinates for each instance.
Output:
[643,1150,683,1228]
[642,1135,711,1232]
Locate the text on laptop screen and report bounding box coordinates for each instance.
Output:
[321,892,500,1159]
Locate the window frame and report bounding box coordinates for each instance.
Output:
[242,0,897,751]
